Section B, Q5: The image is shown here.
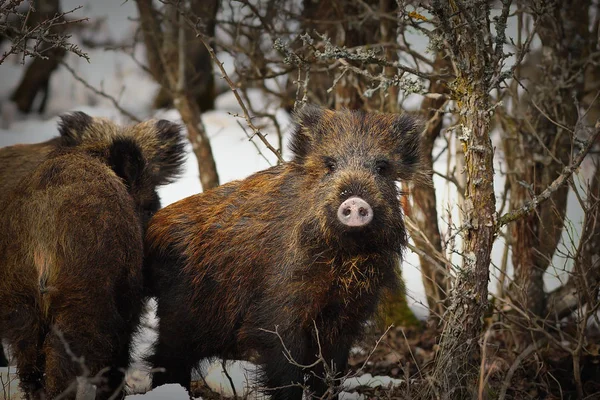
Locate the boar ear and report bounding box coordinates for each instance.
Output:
[146,119,187,186]
[108,138,146,188]
[289,105,330,162]
[58,112,94,145]
[391,114,422,180]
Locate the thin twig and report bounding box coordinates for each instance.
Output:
[221,359,239,399]
[355,325,394,375]
[498,339,546,400]
[497,126,600,228]
[194,33,284,163]
[60,61,140,122]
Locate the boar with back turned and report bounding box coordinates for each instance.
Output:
[0,112,186,400]
[145,106,421,400]
[0,114,89,370]
[0,112,184,209]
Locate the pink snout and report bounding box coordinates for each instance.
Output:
[337,197,373,227]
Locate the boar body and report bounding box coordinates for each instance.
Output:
[146,106,420,399]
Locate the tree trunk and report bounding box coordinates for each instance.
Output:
[136,0,220,191]
[431,91,496,396]
[546,161,600,319]
[506,0,591,345]
[300,0,381,111]
[298,0,339,108]
[10,0,66,113]
[332,0,380,111]
[136,0,166,87]
[428,1,498,395]
[410,55,450,320]
[378,0,398,114]
[176,92,219,191]
[153,0,218,111]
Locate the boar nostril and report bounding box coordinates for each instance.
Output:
[337,197,373,227]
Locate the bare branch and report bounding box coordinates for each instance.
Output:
[498,339,547,400]
[196,33,285,163]
[0,5,89,65]
[60,61,140,122]
[497,126,600,228]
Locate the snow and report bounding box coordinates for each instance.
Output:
[203,360,259,398]
[125,384,195,400]
[342,373,404,391]
[120,374,404,400]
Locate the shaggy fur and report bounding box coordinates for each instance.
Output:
[0,113,186,399]
[0,111,186,208]
[145,106,421,399]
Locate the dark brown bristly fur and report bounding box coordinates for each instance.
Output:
[145,106,421,400]
[0,112,186,400]
[0,112,187,209]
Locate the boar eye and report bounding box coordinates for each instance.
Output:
[324,157,337,173]
[375,160,390,176]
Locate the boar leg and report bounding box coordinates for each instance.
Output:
[306,340,351,400]
[42,297,129,400]
[5,302,45,399]
[260,334,307,400]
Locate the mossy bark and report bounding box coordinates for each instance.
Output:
[428,1,501,396]
[378,281,420,328]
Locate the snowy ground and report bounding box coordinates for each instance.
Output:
[0,1,592,399]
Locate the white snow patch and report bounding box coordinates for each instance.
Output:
[342,374,404,391]
[203,360,259,398]
[339,392,364,400]
[125,384,197,400]
[337,374,405,400]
